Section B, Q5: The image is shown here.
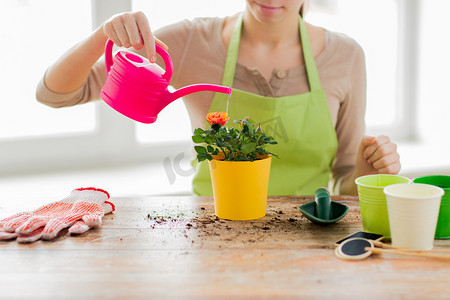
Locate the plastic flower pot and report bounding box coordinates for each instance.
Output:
[384,183,444,250]
[208,155,272,220]
[355,174,411,238]
[413,175,450,239]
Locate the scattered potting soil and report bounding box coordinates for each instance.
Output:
[143,201,360,247]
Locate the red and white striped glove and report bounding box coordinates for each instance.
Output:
[0,187,115,243]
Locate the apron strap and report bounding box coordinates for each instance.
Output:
[221,14,243,87]
[221,14,322,91]
[298,16,322,91]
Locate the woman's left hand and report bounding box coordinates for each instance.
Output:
[339,135,401,195]
[355,135,401,176]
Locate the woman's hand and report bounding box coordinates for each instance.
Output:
[340,135,401,195]
[355,135,401,176]
[102,11,168,62]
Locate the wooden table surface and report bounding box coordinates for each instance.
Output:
[1,195,450,299]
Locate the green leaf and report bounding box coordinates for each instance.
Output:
[206,145,215,153]
[204,135,215,144]
[197,153,212,162]
[215,137,224,147]
[255,147,265,154]
[242,142,257,154]
[192,135,205,143]
[242,123,249,134]
[194,128,205,135]
[248,124,254,136]
[194,146,207,154]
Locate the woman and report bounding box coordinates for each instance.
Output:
[36,0,401,195]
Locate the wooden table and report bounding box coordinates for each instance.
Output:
[1,195,449,299]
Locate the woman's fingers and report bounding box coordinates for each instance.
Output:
[103,21,122,46]
[155,37,169,50]
[135,11,156,62]
[363,135,401,174]
[103,11,167,62]
[378,161,401,174]
[113,22,132,48]
[123,13,143,50]
[366,139,397,164]
[362,135,390,161]
[372,152,401,173]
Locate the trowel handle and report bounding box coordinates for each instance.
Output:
[315,187,332,220]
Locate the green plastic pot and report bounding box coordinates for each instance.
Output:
[413,175,450,239]
[355,174,411,238]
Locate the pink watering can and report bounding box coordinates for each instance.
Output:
[100,39,232,123]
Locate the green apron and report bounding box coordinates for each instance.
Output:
[192,15,338,196]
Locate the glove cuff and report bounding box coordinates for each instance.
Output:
[74,187,110,199]
[104,201,115,212]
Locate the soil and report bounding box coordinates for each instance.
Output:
[143,199,361,247]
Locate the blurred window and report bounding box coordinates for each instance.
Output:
[0,0,95,140]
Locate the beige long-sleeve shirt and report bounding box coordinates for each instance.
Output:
[36,16,366,185]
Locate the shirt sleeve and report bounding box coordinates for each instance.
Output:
[331,37,367,193]
[35,59,107,108]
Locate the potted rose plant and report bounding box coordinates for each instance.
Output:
[192,112,277,220]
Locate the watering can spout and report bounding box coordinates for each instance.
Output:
[167,84,232,103]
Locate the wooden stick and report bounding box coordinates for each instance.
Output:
[372,241,450,253]
[368,247,450,260]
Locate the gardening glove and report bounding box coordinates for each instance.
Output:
[0,187,114,243]
[3,201,115,243]
[68,201,114,235]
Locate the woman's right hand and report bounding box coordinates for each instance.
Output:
[102,11,168,63]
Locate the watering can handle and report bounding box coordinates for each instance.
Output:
[104,39,173,80]
[155,43,173,81]
[105,39,114,74]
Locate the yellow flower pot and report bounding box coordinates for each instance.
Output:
[208,155,272,220]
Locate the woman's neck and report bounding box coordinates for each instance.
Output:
[236,11,304,81]
[221,10,325,81]
[241,10,300,48]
